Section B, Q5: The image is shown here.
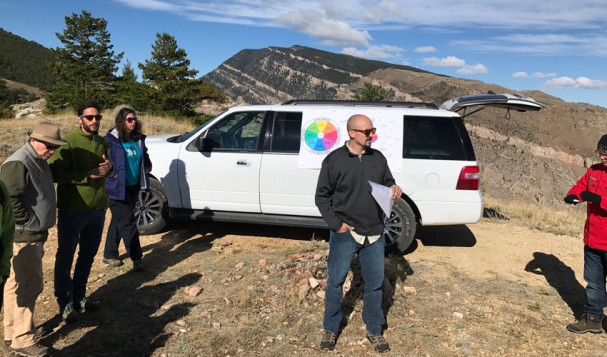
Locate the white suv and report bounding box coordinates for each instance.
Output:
[136,94,544,254]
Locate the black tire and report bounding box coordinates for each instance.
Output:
[135,178,169,235]
[384,198,417,255]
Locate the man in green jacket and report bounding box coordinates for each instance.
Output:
[49,101,113,324]
[0,121,66,357]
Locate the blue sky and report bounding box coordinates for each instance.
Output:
[1,0,606,108]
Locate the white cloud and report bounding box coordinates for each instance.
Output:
[423,56,465,67]
[115,0,607,33]
[543,77,578,90]
[277,10,371,46]
[575,77,607,89]
[415,46,436,53]
[364,0,407,23]
[401,58,411,65]
[379,0,407,20]
[457,64,488,74]
[452,33,607,57]
[115,0,179,11]
[533,72,556,78]
[114,0,607,58]
[513,72,528,78]
[543,76,607,90]
[321,1,344,19]
[342,45,404,59]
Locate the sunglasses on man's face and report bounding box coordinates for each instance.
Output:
[350,128,376,136]
[79,114,103,121]
[126,117,138,123]
[35,139,60,150]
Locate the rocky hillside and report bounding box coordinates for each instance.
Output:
[202,45,435,104]
[203,46,607,207]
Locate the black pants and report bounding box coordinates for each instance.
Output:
[104,185,143,261]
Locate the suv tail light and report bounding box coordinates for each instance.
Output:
[456,166,480,190]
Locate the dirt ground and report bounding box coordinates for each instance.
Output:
[0,215,604,357]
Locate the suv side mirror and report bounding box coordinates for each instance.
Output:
[194,136,213,151]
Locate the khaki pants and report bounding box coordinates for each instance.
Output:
[3,242,44,348]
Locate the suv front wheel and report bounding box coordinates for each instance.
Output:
[136,178,169,235]
[384,198,417,255]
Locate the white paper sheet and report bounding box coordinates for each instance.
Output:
[368,181,393,217]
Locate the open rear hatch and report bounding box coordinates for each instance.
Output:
[440,93,546,118]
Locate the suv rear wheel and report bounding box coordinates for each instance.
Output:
[384,198,417,255]
[136,178,169,235]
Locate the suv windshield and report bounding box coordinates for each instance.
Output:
[168,111,226,143]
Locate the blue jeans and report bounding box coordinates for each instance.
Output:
[324,230,385,335]
[54,209,106,309]
[584,245,607,319]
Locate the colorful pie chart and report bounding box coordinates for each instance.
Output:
[304,120,338,151]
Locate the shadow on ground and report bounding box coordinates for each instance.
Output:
[524,252,586,320]
[41,228,220,356]
[169,219,329,242]
[413,225,477,248]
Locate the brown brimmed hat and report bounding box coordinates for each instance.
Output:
[29,121,67,146]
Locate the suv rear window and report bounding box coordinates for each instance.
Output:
[402,116,474,161]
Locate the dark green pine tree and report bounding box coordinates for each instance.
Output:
[115,60,151,111]
[354,82,386,102]
[138,32,202,117]
[45,10,123,112]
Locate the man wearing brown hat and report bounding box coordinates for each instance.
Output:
[0,121,66,357]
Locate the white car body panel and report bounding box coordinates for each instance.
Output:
[178,150,262,212]
[259,152,321,216]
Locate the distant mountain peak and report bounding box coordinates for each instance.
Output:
[202,45,434,104]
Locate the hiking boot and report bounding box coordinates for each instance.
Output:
[366,333,390,353]
[320,330,337,351]
[5,326,48,349]
[61,304,77,324]
[567,313,603,334]
[74,298,98,314]
[10,342,49,357]
[102,258,123,267]
[132,259,145,272]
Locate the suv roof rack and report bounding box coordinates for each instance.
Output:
[281,99,438,109]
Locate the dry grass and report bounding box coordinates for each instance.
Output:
[483,195,586,237]
[0,111,195,163]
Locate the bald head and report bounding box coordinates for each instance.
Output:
[347,114,372,131]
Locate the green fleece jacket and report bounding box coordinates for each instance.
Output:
[0,180,14,282]
[48,127,111,211]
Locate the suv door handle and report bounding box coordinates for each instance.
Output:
[236,160,251,167]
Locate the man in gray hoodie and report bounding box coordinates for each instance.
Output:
[0,122,66,357]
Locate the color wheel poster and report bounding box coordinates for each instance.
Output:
[298,109,403,172]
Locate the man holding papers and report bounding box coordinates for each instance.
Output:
[315,114,402,353]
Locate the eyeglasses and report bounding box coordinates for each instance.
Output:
[350,128,376,136]
[597,151,607,158]
[126,117,137,123]
[79,114,103,121]
[35,139,60,150]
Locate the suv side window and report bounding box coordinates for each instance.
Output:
[269,112,302,153]
[205,111,265,151]
[403,116,468,160]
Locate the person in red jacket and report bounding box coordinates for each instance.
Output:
[564,134,607,334]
